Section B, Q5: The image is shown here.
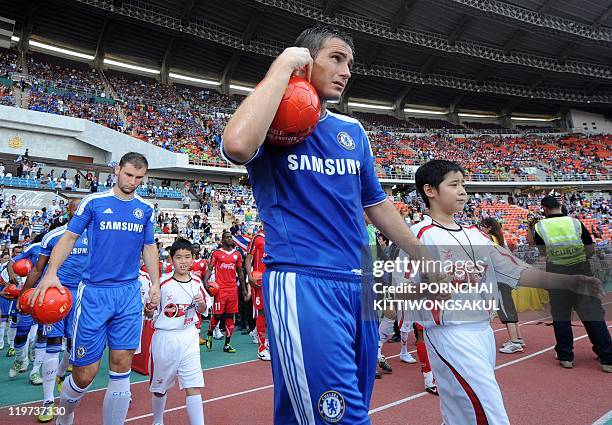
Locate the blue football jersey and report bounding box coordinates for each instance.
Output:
[67,190,155,287]
[14,242,42,265]
[222,110,387,275]
[41,225,89,288]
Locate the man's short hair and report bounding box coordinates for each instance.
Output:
[119,152,148,169]
[295,25,355,58]
[169,238,194,257]
[415,160,466,208]
[541,195,561,210]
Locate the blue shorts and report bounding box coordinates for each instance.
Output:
[263,270,377,425]
[47,287,78,340]
[71,281,143,367]
[16,312,35,332]
[0,297,15,316]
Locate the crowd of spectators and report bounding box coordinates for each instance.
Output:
[27,52,106,95]
[0,48,17,79]
[0,190,70,246]
[369,132,611,180]
[0,47,609,182]
[28,87,124,130]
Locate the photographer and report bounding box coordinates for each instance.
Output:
[527,195,611,372]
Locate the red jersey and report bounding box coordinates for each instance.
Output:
[190,258,207,278]
[211,248,242,290]
[247,233,266,273]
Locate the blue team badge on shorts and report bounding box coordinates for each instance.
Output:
[336,132,355,151]
[318,390,345,423]
[133,208,144,219]
[76,346,86,359]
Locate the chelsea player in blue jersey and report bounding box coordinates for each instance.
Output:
[8,237,46,385]
[223,26,435,424]
[20,199,89,422]
[31,153,161,425]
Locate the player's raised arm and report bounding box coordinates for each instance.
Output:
[222,47,313,164]
[30,231,78,306]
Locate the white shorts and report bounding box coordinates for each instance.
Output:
[424,322,509,425]
[149,327,204,394]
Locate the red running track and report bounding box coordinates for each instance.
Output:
[1,307,610,424]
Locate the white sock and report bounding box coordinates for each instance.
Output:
[7,324,16,348]
[15,344,27,361]
[0,319,6,344]
[400,331,408,355]
[27,324,37,343]
[103,370,132,425]
[42,352,59,403]
[57,374,91,424]
[31,343,46,375]
[57,350,70,378]
[378,317,394,358]
[186,394,205,425]
[152,393,167,424]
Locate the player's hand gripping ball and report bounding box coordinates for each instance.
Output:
[266,75,321,146]
[32,287,72,325]
[207,281,219,297]
[13,259,33,277]
[18,288,35,314]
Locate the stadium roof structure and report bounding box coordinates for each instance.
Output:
[3,0,612,116]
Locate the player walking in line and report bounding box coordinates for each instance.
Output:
[30,152,161,425]
[202,231,247,354]
[223,25,439,424]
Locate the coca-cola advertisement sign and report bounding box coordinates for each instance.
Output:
[3,189,62,210]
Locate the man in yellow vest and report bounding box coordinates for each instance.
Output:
[529,196,611,372]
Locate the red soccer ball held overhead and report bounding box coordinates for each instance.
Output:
[32,287,72,325]
[13,259,33,277]
[266,75,321,147]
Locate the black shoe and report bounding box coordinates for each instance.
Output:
[375,371,382,379]
[391,335,401,342]
[378,356,393,373]
[241,329,251,335]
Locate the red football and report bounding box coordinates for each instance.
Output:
[18,288,35,314]
[32,287,72,325]
[267,75,321,146]
[13,259,33,277]
[207,281,219,297]
[1,283,20,299]
[251,271,263,287]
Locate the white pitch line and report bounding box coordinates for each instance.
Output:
[368,325,612,416]
[385,312,553,360]
[0,358,259,409]
[125,384,275,422]
[592,410,612,425]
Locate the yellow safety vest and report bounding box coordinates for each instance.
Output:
[535,216,586,266]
